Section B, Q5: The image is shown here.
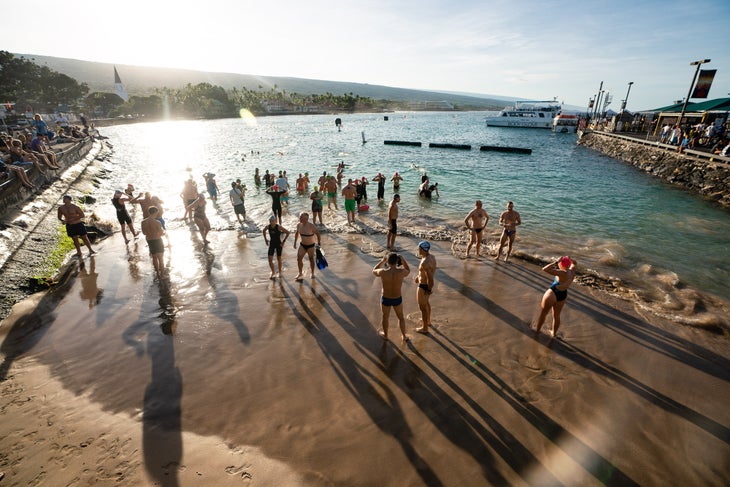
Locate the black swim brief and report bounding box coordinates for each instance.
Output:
[381,295,403,306]
[418,283,431,294]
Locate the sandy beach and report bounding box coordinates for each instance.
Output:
[1,217,728,486]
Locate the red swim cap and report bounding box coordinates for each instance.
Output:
[559,256,572,269]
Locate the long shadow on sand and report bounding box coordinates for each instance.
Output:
[436,269,730,445]
[192,240,250,344]
[280,278,450,486]
[428,329,638,486]
[298,274,562,486]
[493,262,730,382]
[122,278,183,486]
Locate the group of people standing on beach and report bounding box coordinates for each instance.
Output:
[56,157,576,341]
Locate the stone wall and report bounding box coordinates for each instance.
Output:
[577,132,730,208]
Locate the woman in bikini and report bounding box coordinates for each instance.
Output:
[293,212,321,280]
[187,192,211,243]
[534,256,576,338]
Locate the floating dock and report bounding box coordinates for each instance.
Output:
[479,145,532,154]
[384,140,422,147]
[428,143,472,150]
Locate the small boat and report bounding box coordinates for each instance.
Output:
[552,113,579,133]
[485,100,561,129]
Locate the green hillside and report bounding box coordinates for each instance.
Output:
[14,53,504,110]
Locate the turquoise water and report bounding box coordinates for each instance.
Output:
[97,112,730,321]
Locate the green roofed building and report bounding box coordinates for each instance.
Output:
[644,97,730,134]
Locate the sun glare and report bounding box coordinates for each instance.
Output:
[239,108,258,127]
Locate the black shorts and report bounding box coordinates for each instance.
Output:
[116,209,132,225]
[147,238,164,255]
[234,203,246,215]
[268,244,282,257]
[389,219,397,234]
[66,222,87,237]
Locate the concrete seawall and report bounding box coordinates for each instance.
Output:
[0,139,95,212]
[577,131,730,209]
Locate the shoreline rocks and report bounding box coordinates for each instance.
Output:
[577,132,730,209]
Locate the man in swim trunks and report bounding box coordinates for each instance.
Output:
[180,176,198,220]
[387,194,400,251]
[464,200,489,257]
[229,181,246,225]
[534,256,576,338]
[293,212,321,280]
[58,195,96,257]
[495,201,522,262]
[373,252,411,341]
[263,215,290,279]
[141,206,166,279]
[414,241,437,334]
[324,176,338,210]
[342,178,357,224]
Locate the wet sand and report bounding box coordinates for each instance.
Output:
[1,223,729,486]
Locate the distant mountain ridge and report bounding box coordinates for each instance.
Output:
[14,53,506,110]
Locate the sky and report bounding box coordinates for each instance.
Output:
[3,0,729,111]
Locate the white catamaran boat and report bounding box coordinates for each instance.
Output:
[485,100,561,129]
[552,113,579,133]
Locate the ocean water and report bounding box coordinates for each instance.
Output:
[94,112,730,326]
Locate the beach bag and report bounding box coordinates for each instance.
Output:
[316,246,328,270]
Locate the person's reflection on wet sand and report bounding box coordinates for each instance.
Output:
[78,256,101,308]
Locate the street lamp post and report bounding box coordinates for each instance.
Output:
[620,81,634,114]
[678,59,711,126]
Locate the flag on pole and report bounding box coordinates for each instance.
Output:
[114,66,129,102]
[691,69,716,99]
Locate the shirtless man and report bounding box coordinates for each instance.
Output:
[372,253,411,341]
[57,195,95,257]
[464,200,489,257]
[391,172,403,191]
[387,194,400,251]
[324,176,338,210]
[293,212,321,280]
[414,241,437,334]
[141,206,166,279]
[495,201,522,262]
[181,176,198,220]
[342,178,357,224]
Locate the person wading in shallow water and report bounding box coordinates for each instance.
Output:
[141,206,166,279]
[534,256,576,338]
[373,252,410,342]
